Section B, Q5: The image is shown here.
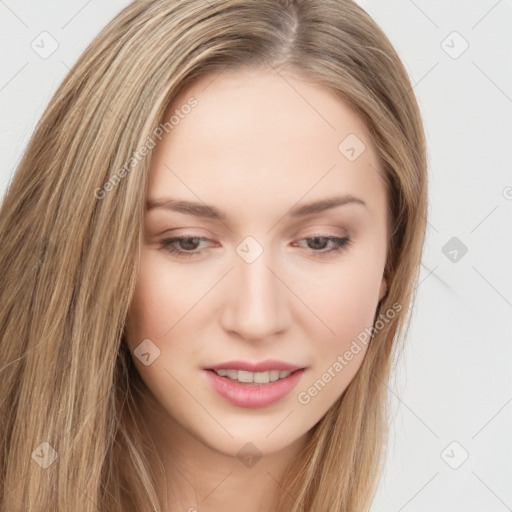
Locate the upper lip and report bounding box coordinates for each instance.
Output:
[205,359,304,372]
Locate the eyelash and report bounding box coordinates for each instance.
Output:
[160,235,352,258]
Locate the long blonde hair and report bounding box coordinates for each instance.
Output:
[0,1,427,510]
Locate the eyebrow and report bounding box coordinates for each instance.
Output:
[145,194,366,221]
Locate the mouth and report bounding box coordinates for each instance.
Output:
[206,368,303,385]
[204,367,306,408]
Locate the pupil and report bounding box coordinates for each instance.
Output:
[181,237,199,250]
[309,237,326,250]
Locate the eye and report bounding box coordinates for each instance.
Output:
[293,236,351,256]
[160,236,212,257]
[160,235,352,258]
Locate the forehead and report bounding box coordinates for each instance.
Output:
[147,67,386,225]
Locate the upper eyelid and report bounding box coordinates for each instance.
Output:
[160,224,349,238]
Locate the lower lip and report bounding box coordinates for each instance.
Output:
[204,369,305,408]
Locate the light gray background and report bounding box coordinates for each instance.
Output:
[1,1,511,511]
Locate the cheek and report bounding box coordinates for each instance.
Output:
[302,258,383,342]
[126,250,201,341]
[294,262,381,412]
[124,252,199,398]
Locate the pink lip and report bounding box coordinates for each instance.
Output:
[204,368,305,408]
[205,359,303,372]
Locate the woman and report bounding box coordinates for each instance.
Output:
[0,1,427,510]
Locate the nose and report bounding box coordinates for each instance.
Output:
[219,246,289,342]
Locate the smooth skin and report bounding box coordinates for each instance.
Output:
[124,66,388,511]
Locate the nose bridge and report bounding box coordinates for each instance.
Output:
[220,239,286,340]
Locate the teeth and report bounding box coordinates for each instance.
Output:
[215,369,238,380]
[269,370,280,382]
[238,370,254,383]
[214,369,293,383]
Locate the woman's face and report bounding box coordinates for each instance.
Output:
[125,67,388,458]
